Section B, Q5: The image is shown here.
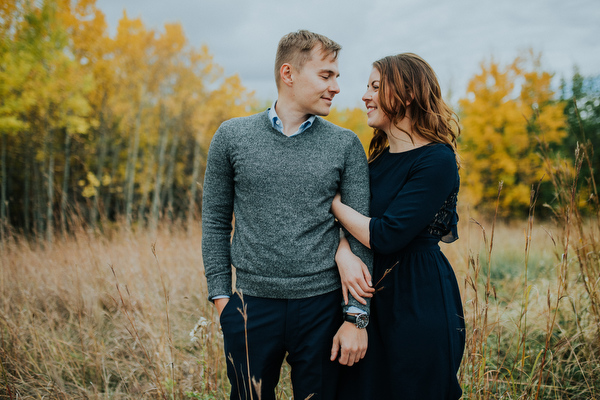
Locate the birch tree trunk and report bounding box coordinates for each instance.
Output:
[34,160,43,242]
[1,131,6,244]
[92,103,108,229]
[125,104,142,228]
[24,134,31,234]
[187,138,203,233]
[150,106,169,229]
[60,131,71,236]
[46,127,55,243]
[136,153,154,226]
[105,138,121,220]
[163,133,179,223]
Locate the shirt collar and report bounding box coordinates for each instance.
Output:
[268,100,316,137]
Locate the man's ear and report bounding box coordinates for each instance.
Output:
[280,63,293,87]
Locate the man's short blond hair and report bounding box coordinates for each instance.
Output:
[274,30,341,89]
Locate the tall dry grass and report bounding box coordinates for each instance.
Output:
[446,141,600,399]
[1,149,600,399]
[0,223,229,399]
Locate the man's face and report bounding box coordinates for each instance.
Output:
[291,45,340,117]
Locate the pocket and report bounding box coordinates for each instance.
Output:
[218,294,236,327]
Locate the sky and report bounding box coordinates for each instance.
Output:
[95,0,600,109]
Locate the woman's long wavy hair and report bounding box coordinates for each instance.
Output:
[368,53,460,164]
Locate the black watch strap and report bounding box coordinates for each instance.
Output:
[344,312,369,329]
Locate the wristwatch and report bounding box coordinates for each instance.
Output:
[344,312,369,329]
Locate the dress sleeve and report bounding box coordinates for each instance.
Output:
[369,147,458,255]
[340,134,373,312]
[201,125,235,300]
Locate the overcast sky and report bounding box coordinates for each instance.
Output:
[95,0,600,109]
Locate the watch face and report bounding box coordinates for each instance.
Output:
[356,313,369,329]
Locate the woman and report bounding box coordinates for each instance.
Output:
[334,53,465,399]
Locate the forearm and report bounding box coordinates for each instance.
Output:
[337,134,373,311]
[335,233,372,310]
[333,200,371,249]
[201,184,234,298]
[335,233,352,260]
[201,126,235,299]
[202,223,234,299]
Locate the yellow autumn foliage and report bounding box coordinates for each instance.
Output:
[0,0,256,234]
[459,52,566,216]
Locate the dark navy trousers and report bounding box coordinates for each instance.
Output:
[219,290,343,400]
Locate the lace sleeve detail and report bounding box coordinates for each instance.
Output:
[427,190,459,243]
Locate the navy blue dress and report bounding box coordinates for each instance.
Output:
[340,144,465,399]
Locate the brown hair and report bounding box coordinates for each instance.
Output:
[368,53,460,164]
[274,30,341,89]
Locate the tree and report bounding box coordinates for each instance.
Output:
[186,72,256,232]
[0,0,30,241]
[1,0,92,241]
[57,0,109,231]
[0,0,257,239]
[459,52,566,217]
[560,70,600,204]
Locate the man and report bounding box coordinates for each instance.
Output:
[201,30,372,400]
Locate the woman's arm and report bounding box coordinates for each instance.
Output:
[369,148,458,255]
[335,233,374,305]
[332,192,372,249]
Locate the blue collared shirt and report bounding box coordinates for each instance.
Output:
[268,101,316,137]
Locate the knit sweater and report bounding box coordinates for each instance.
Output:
[201,110,372,311]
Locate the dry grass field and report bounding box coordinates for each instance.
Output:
[1,204,599,399]
[0,223,228,399]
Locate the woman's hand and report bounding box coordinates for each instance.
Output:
[336,235,374,305]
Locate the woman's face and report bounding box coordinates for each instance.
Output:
[362,68,390,131]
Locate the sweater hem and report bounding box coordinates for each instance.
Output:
[234,269,341,300]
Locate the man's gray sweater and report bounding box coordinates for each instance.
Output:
[201,110,372,311]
